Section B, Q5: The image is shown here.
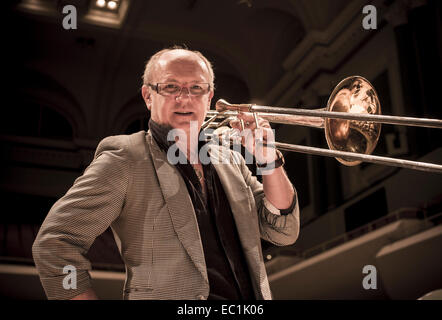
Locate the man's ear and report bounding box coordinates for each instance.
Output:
[141,85,152,110]
[207,90,214,109]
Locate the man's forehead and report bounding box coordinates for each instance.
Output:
[156,50,207,72]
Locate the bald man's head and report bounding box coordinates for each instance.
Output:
[142,47,215,89]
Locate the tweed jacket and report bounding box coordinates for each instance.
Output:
[32,130,300,300]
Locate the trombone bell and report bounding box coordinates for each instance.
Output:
[325,76,381,166]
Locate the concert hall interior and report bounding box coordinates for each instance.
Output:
[1,0,441,300]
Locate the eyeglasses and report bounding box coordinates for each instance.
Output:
[148,83,211,97]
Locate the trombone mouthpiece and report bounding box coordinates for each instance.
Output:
[215,99,252,112]
[215,99,231,112]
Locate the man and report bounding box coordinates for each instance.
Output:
[32,47,300,300]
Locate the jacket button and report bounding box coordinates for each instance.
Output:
[196,295,205,300]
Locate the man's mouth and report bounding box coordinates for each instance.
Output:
[174,112,193,116]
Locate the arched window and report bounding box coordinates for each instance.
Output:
[1,101,73,140]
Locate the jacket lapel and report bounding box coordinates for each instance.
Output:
[146,133,208,284]
[208,146,261,252]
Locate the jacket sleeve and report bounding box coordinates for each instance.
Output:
[233,151,300,246]
[32,135,131,299]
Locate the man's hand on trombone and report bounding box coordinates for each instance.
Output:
[229,112,278,165]
[229,112,295,212]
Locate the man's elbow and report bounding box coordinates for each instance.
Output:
[278,225,299,246]
[32,235,43,266]
[32,232,55,270]
[287,225,300,245]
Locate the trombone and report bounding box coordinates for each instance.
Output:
[203,76,442,173]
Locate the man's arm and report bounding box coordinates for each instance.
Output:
[231,112,295,210]
[230,113,299,245]
[32,136,130,300]
[261,162,295,211]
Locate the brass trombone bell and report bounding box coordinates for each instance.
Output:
[325,76,381,165]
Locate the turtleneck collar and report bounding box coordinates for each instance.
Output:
[148,118,209,159]
[148,118,175,152]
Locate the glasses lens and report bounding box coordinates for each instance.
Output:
[159,83,180,95]
[189,84,209,95]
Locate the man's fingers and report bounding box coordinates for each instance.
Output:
[259,119,271,128]
[236,112,255,121]
[228,114,275,156]
[229,119,241,129]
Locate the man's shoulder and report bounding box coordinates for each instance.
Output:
[95,130,150,160]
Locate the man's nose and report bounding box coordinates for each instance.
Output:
[176,87,191,99]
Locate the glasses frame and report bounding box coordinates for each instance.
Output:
[148,82,211,97]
